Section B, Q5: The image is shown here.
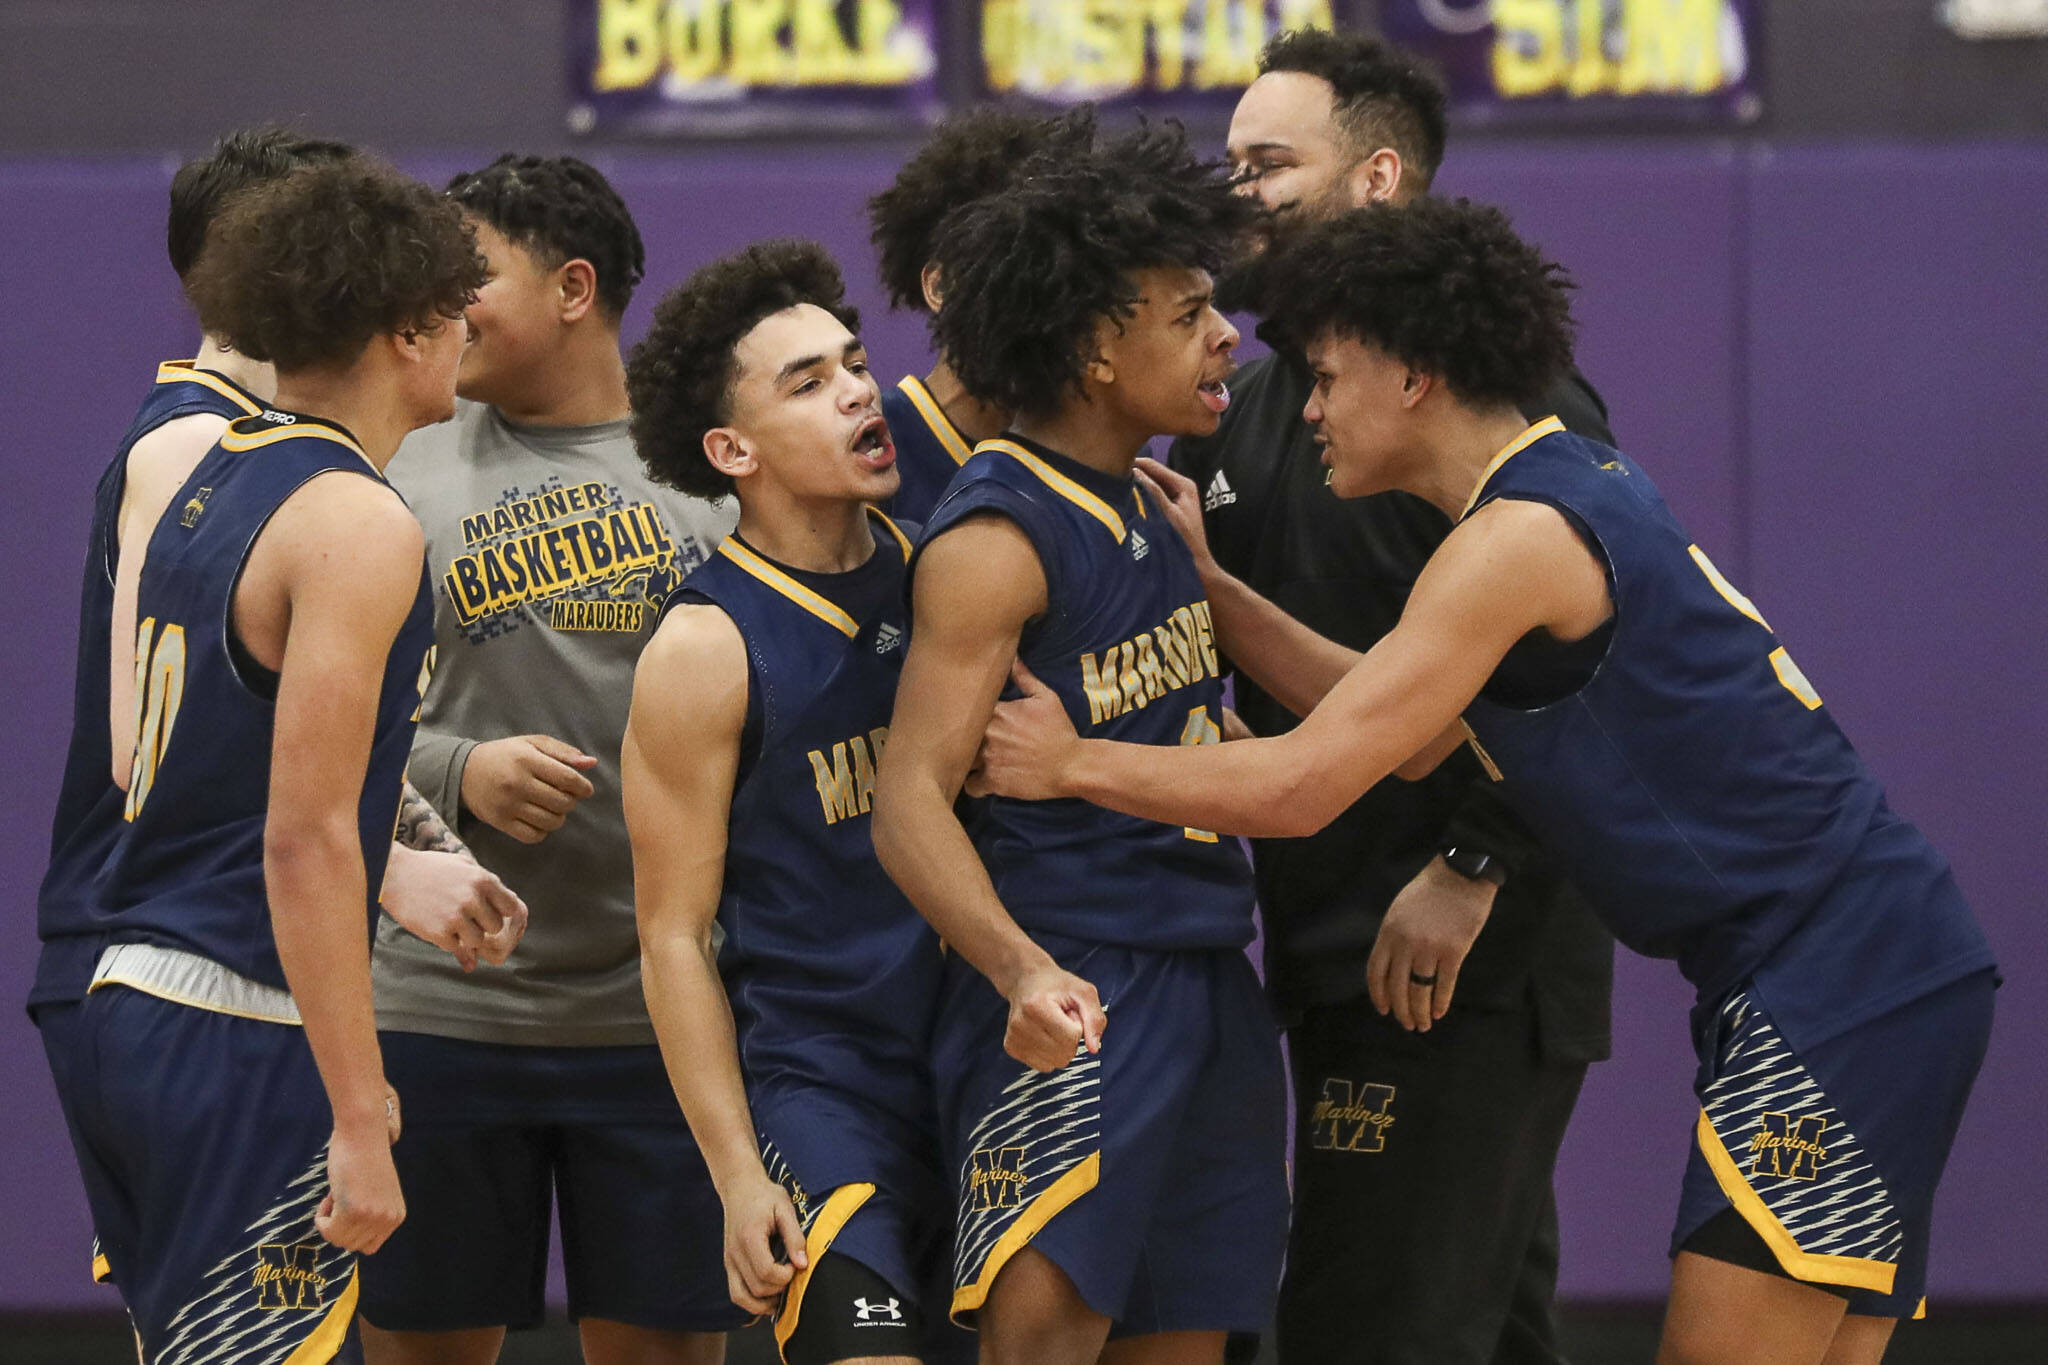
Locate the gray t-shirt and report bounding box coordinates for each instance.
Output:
[374,399,735,1045]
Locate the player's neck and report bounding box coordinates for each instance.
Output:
[1011,404,1150,482]
[735,492,875,576]
[921,359,1008,445]
[1415,404,1542,520]
[270,367,414,474]
[484,330,630,428]
[193,335,276,403]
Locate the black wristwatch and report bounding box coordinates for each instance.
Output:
[1439,844,1508,888]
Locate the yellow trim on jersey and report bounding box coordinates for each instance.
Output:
[981,439,1126,543]
[717,538,860,638]
[1913,1298,1927,1320]
[774,1182,876,1359]
[868,505,913,559]
[950,1150,1101,1322]
[1459,720,1505,782]
[281,1266,359,1364]
[91,1252,112,1283]
[155,360,263,415]
[898,375,973,466]
[1460,415,1566,519]
[1693,1109,1897,1295]
[218,420,373,471]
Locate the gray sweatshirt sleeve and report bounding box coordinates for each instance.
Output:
[407,727,478,830]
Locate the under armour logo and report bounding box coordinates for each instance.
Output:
[1129,528,1150,561]
[1202,469,1237,511]
[874,622,903,654]
[853,1296,904,1324]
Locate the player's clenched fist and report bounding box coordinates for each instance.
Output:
[316,1120,406,1254]
[1003,961,1107,1073]
[721,1174,809,1317]
[461,733,598,844]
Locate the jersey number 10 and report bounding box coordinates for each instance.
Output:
[125,616,187,820]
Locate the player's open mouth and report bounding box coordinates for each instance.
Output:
[851,415,895,470]
[1197,379,1231,414]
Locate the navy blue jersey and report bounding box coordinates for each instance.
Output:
[881,376,972,526]
[675,508,944,1135]
[32,361,266,1010]
[92,411,435,991]
[916,436,1255,952]
[1460,419,1994,1048]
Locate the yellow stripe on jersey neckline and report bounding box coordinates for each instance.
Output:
[897,375,973,466]
[868,505,913,558]
[981,439,1127,543]
[1460,415,1566,519]
[218,418,375,472]
[155,360,263,415]
[717,537,860,638]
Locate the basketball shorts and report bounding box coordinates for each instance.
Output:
[754,1083,960,1362]
[357,1031,743,1334]
[1673,968,1996,1318]
[72,977,362,1363]
[32,996,117,1285]
[932,935,1288,1335]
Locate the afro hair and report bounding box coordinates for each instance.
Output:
[928,121,1256,419]
[1260,197,1577,409]
[626,238,859,501]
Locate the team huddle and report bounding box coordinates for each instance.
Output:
[29,27,1995,1365]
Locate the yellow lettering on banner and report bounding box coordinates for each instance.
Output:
[982,1,1335,97]
[668,1,724,83]
[595,0,663,91]
[1493,0,1569,97]
[730,0,789,84]
[1567,0,1620,96]
[1618,0,1726,95]
[856,0,917,83]
[794,0,854,82]
[1195,0,1263,90]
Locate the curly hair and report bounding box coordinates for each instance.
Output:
[626,239,859,500]
[182,158,486,374]
[1260,28,1448,188]
[867,105,1097,313]
[928,122,1255,419]
[1261,198,1577,408]
[166,126,355,281]
[448,154,646,318]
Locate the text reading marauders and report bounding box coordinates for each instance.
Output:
[446,480,679,629]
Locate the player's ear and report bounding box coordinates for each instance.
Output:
[919,262,946,313]
[1348,148,1403,208]
[558,258,600,324]
[1400,367,1432,409]
[703,427,756,481]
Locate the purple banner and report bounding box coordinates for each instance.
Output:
[1380,0,1763,125]
[975,1,1367,106]
[567,0,944,135]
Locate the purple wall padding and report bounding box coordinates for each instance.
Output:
[1,141,2041,1310]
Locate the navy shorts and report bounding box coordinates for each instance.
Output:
[753,1085,967,1362]
[356,1031,742,1334]
[1673,968,1995,1317]
[933,937,1288,1334]
[72,984,362,1363]
[32,997,117,1286]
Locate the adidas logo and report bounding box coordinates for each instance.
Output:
[873,622,904,655]
[1129,528,1150,561]
[1203,469,1237,511]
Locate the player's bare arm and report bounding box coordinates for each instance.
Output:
[240,469,425,1256]
[107,412,233,786]
[382,781,529,971]
[979,498,1611,839]
[622,602,807,1316]
[871,515,1108,1074]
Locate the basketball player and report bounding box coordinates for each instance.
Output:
[360,155,740,1365]
[65,156,485,1362]
[31,128,520,1291]
[622,239,953,1364]
[974,200,1997,1365]
[870,127,1288,1365]
[865,106,1095,522]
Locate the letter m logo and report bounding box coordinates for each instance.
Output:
[1310,1079,1396,1154]
[1752,1112,1828,1181]
[253,1241,325,1310]
[970,1146,1025,1211]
